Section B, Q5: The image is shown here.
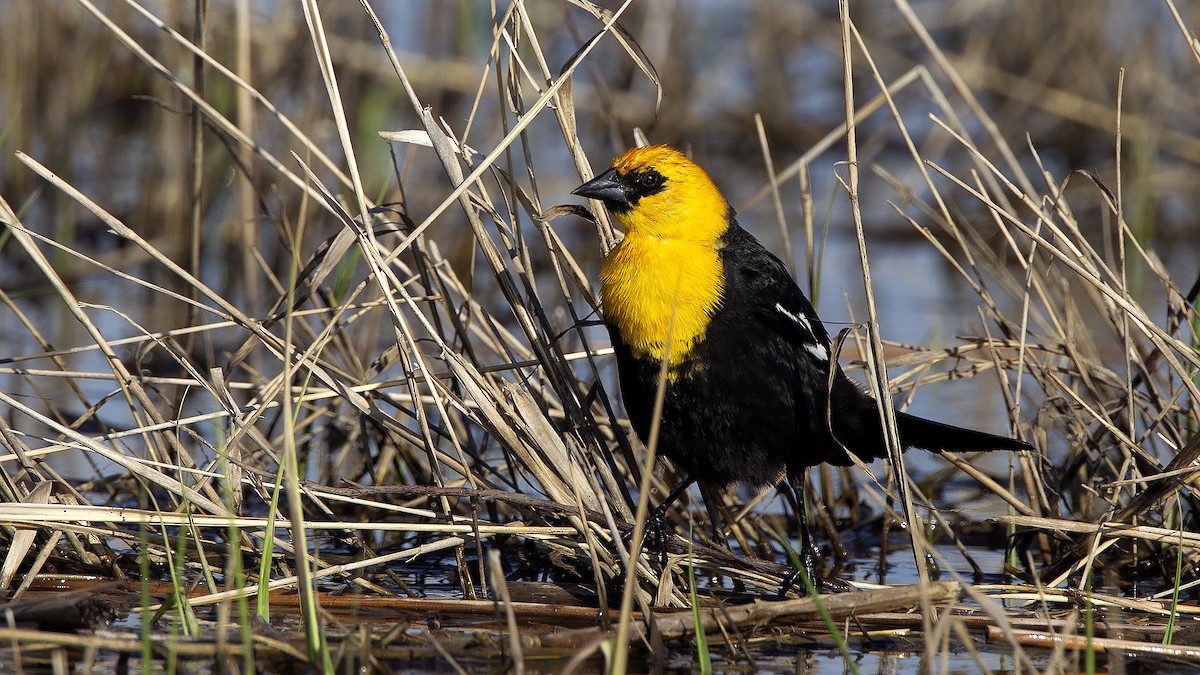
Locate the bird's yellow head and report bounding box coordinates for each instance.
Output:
[574,145,729,371]
[573,145,730,243]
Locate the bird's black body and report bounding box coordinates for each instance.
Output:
[575,145,1031,593]
[609,221,1028,490]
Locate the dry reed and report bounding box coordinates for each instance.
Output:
[0,0,1198,671]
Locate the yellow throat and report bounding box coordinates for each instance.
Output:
[597,146,730,373]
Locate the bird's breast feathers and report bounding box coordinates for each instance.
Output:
[600,234,724,372]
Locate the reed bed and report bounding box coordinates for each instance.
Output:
[0,0,1198,672]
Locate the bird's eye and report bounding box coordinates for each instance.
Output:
[637,170,664,190]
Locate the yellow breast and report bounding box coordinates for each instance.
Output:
[600,233,724,373]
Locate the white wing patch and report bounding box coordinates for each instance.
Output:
[775,302,829,362]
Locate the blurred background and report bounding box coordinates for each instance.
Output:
[1,0,1197,477]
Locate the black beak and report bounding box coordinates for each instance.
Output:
[572,167,629,207]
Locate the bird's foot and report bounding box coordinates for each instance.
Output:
[622,504,675,565]
[777,544,852,597]
[777,566,853,597]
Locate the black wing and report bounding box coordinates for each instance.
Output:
[719,224,833,366]
[721,223,916,466]
[719,223,1032,459]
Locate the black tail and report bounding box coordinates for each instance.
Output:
[826,377,1032,463]
[896,411,1033,453]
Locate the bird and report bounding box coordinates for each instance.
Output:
[572,144,1033,593]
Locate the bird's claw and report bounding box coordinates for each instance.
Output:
[777,565,853,597]
[777,539,852,596]
[621,505,675,566]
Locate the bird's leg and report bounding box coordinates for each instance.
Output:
[630,476,695,562]
[777,470,819,596]
[778,469,852,596]
[796,469,822,571]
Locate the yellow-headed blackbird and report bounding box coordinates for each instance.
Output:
[574,145,1032,590]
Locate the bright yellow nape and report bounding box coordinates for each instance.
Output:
[608,145,729,243]
[599,145,731,372]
